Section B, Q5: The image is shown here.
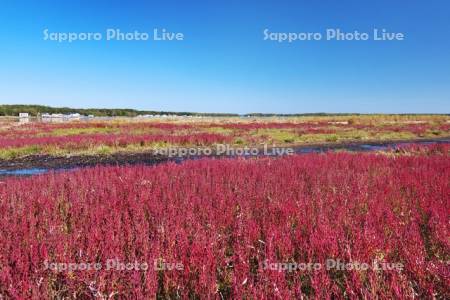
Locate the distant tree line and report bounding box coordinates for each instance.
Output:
[0,105,239,117]
[0,105,447,117]
[243,113,449,117]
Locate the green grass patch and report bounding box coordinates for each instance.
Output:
[250,129,299,143]
[0,145,42,159]
[204,127,234,135]
[373,131,417,140]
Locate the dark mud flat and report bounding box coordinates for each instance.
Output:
[0,152,170,172]
[0,137,448,177]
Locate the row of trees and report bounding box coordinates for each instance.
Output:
[1,105,448,118]
[0,105,239,117]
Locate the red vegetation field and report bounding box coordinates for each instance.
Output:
[0,118,448,159]
[0,132,232,150]
[0,151,448,299]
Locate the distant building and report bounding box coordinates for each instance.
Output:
[19,113,29,118]
[68,113,81,120]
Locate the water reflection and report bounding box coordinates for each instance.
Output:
[0,168,47,176]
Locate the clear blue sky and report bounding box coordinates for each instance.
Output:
[0,0,449,114]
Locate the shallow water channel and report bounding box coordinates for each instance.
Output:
[0,139,448,178]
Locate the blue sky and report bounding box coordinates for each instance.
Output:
[0,0,449,114]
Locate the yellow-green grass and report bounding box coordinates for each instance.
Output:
[248,128,444,145]
[49,127,119,136]
[0,145,43,160]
